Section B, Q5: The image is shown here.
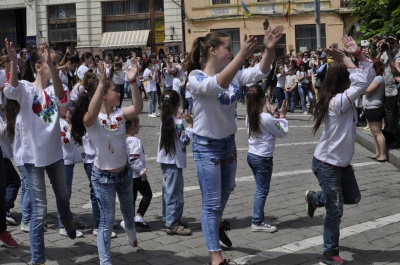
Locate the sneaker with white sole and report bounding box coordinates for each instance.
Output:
[93,228,117,238]
[0,231,18,248]
[134,216,150,229]
[120,220,138,247]
[148,113,157,118]
[251,222,277,233]
[59,228,83,238]
[6,212,18,226]
[20,223,30,233]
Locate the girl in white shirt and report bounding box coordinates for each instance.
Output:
[156,90,193,236]
[71,59,142,265]
[305,36,375,265]
[4,40,77,265]
[246,85,288,233]
[142,60,158,117]
[111,62,125,108]
[70,70,96,109]
[275,64,286,113]
[58,53,80,91]
[183,26,284,265]
[76,52,93,81]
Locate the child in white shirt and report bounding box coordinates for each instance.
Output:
[126,117,153,229]
[284,67,298,112]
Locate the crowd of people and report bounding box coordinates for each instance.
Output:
[0,27,396,265]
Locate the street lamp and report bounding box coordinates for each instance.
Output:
[263,18,270,30]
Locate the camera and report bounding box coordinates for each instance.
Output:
[381,43,389,51]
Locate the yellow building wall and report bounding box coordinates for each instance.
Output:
[184,0,352,53]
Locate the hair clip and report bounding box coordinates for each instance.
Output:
[164,95,170,99]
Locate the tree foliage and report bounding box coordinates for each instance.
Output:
[349,0,400,39]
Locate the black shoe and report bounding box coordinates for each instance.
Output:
[63,220,77,240]
[5,212,18,226]
[222,220,231,231]
[219,223,232,248]
[320,253,344,264]
[305,190,317,218]
[135,221,150,229]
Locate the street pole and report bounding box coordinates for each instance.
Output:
[315,0,321,49]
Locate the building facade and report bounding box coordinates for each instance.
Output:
[0,0,186,58]
[184,0,356,58]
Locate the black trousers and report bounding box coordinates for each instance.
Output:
[383,95,400,143]
[133,178,153,216]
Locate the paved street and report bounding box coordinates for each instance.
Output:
[2,101,400,265]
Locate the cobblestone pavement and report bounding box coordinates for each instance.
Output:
[2,101,400,265]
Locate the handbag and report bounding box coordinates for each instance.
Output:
[301,79,309,88]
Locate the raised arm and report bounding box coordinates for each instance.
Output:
[41,43,64,98]
[123,58,143,120]
[259,26,284,73]
[83,62,106,127]
[5,39,18,88]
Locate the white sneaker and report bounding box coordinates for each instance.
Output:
[93,228,117,239]
[20,223,30,232]
[6,212,18,226]
[120,220,137,247]
[251,222,277,233]
[59,228,83,238]
[156,112,161,117]
[148,113,157,118]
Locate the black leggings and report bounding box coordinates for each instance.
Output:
[133,178,153,216]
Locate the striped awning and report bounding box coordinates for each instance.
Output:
[99,30,150,50]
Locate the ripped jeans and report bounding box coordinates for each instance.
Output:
[312,157,361,255]
[192,134,237,252]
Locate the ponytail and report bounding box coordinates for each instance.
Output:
[159,90,181,155]
[246,85,265,137]
[4,99,20,143]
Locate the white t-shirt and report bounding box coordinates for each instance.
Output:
[85,107,128,170]
[0,70,7,89]
[82,134,96,164]
[59,70,69,87]
[157,117,193,169]
[4,80,70,167]
[173,77,182,94]
[163,68,174,88]
[314,61,375,167]
[247,113,288,157]
[276,73,286,88]
[112,69,125,85]
[143,68,157,93]
[0,115,13,159]
[188,64,269,139]
[70,83,84,104]
[126,136,146,178]
[60,118,83,165]
[13,114,23,166]
[76,64,89,81]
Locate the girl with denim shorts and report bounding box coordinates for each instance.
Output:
[246,85,288,233]
[156,90,193,236]
[71,59,143,265]
[183,26,284,265]
[4,40,77,265]
[305,36,375,265]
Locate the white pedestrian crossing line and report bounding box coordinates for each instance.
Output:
[81,161,379,208]
[145,141,319,161]
[233,212,400,264]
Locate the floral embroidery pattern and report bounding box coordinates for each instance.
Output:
[176,124,191,153]
[61,131,70,144]
[32,91,57,123]
[274,121,285,132]
[195,74,207,83]
[217,82,240,105]
[100,115,123,131]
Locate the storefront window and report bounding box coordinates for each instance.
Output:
[48,4,77,50]
[103,0,149,16]
[295,24,326,51]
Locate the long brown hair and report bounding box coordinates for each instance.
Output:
[312,61,350,134]
[246,85,265,137]
[182,31,229,74]
[159,90,181,155]
[4,99,20,143]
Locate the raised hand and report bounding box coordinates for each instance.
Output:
[265,100,274,115]
[182,109,193,127]
[97,60,106,84]
[279,99,289,117]
[264,26,284,50]
[125,57,138,83]
[324,48,347,63]
[341,36,359,54]
[240,34,258,58]
[5,38,17,63]
[40,42,52,66]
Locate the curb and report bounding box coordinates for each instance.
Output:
[356,128,400,168]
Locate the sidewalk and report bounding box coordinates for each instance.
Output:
[355,127,400,168]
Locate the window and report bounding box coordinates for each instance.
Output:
[213,0,230,4]
[48,4,77,43]
[154,0,164,12]
[295,24,326,52]
[102,0,149,16]
[211,29,240,56]
[104,20,150,32]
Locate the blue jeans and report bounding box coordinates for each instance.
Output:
[147,91,158,114]
[24,159,72,264]
[124,81,131,98]
[274,87,285,110]
[312,157,361,255]
[247,153,273,225]
[186,97,193,115]
[84,163,100,229]
[91,165,135,265]
[58,164,75,228]
[298,84,315,112]
[284,90,297,112]
[161,164,184,227]
[192,134,237,252]
[18,165,31,227]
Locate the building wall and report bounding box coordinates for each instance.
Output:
[184,0,352,53]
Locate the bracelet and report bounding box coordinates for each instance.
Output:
[353,49,362,57]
